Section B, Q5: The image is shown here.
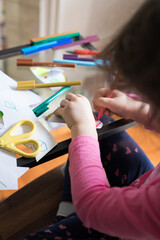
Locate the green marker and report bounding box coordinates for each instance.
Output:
[0,111,4,128]
[33,32,80,45]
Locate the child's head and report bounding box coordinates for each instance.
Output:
[98,0,160,108]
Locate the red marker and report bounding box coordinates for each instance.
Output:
[97,92,140,120]
[67,49,100,55]
[97,91,114,120]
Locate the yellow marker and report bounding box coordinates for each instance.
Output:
[17,80,81,90]
[45,111,55,121]
[45,109,63,121]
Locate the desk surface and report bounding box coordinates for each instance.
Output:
[0,42,108,200]
[1,42,160,202]
[3,47,107,100]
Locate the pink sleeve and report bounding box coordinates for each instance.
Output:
[69,136,160,240]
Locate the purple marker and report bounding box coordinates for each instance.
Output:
[53,35,99,50]
[63,54,94,62]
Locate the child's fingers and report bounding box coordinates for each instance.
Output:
[60,99,69,108]
[95,96,114,108]
[93,88,109,98]
[54,107,63,116]
[93,105,101,113]
[104,109,113,116]
[65,93,77,101]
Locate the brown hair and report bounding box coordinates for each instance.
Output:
[97,0,160,107]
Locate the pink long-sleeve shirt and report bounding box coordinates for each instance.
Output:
[69,136,160,240]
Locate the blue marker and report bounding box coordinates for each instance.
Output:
[21,37,73,55]
[53,58,97,67]
[33,86,71,117]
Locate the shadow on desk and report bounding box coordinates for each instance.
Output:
[0,164,65,240]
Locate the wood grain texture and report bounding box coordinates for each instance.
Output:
[0,164,64,240]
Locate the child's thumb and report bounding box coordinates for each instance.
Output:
[54,107,62,116]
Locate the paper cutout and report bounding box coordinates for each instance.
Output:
[35,67,50,77]
[95,119,103,129]
[45,112,104,129]
[30,67,67,91]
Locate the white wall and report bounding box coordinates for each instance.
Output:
[41,0,146,49]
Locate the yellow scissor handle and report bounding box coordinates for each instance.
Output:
[0,120,41,158]
[6,138,41,158]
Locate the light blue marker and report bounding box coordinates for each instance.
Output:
[53,58,97,67]
[53,58,108,67]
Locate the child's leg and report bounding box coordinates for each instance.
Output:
[55,160,75,222]
[100,128,154,187]
[20,213,118,240]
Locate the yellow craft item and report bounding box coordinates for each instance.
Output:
[17,80,82,90]
[0,119,40,158]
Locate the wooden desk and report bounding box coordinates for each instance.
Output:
[0,126,71,240]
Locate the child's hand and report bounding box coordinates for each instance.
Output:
[92,88,150,124]
[92,89,133,119]
[54,93,98,140]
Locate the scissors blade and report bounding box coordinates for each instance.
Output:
[17,119,137,168]
[97,119,137,140]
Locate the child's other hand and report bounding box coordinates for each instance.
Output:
[54,93,98,140]
[92,88,133,119]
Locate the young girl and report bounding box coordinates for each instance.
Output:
[21,0,160,239]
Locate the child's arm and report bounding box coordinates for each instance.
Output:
[55,92,160,239]
[69,136,160,239]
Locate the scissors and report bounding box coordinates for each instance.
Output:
[0,119,41,158]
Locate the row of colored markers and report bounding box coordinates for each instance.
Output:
[0,30,100,61]
[14,31,101,117]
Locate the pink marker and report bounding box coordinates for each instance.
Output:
[125,93,141,101]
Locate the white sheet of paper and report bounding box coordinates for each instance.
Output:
[0,165,29,190]
[0,90,57,159]
[0,148,17,168]
[7,166,29,190]
[0,72,57,189]
[0,161,25,190]
[0,91,37,136]
[0,165,18,189]
[0,70,42,106]
[27,121,57,161]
